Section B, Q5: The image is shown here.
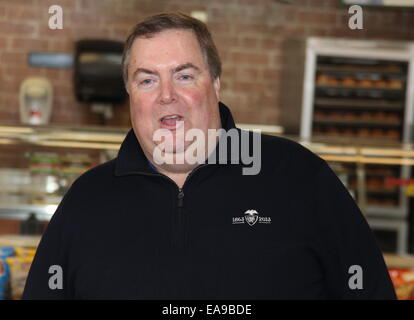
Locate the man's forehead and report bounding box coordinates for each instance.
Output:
[129,29,207,71]
[131,29,199,51]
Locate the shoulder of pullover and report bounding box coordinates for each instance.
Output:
[72,157,118,187]
[259,133,325,176]
[53,158,118,218]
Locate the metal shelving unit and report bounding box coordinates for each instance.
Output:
[299,37,414,254]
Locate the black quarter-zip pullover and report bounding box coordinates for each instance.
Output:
[23,102,396,300]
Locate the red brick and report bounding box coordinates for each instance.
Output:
[47,40,74,52]
[307,0,329,8]
[10,38,49,52]
[4,5,42,21]
[262,69,281,81]
[38,0,76,10]
[240,37,260,48]
[282,8,297,22]
[232,81,265,94]
[219,80,230,91]
[215,36,240,48]
[269,53,283,68]
[221,66,238,78]
[0,37,7,50]
[237,68,260,79]
[337,13,351,28]
[71,27,109,40]
[230,52,269,65]
[69,11,102,25]
[281,25,307,37]
[109,28,130,41]
[0,52,26,65]
[0,0,37,6]
[261,38,282,50]
[54,83,74,96]
[0,0,413,128]
[39,68,63,79]
[209,23,235,34]
[308,27,328,37]
[38,25,73,39]
[234,24,268,35]
[297,11,337,24]
[0,21,36,36]
[0,78,21,92]
[3,66,42,80]
[327,27,362,38]
[236,0,268,5]
[0,5,5,19]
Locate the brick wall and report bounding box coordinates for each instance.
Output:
[1,0,414,127]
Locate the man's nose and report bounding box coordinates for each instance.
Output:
[159,79,177,105]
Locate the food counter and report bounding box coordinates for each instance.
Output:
[1,123,414,299]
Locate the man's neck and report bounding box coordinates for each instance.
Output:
[145,150,195,189]
[157,169,189,189]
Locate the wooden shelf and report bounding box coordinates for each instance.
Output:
[0,234,41,248]
[314,98,404,109]
[317,84,403,91]
[310,134,400,144]
[317,64,404,74]
[313,117,401,127]
[384,254,414,269]
[366,188,399,195]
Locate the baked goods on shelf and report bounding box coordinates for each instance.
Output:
[388,79,403,89]
[342,77,358,87]
[385,129,400,139]
[316,74,331,85]
[359,79,373,88]
[356,128,370,137]
[374,80,388,88]
[389,269,414,300]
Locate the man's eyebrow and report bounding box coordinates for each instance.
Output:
[132,63,201,79]
[132,68,158,79]
[174,63,201,73]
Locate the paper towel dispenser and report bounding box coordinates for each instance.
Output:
[74,40,126,104]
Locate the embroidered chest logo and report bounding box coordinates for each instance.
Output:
[232,209,271,226]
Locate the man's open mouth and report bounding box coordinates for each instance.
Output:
[159,114,184,128]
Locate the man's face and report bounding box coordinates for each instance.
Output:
[126,29,221,172]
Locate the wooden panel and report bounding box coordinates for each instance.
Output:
[0,219,21,235]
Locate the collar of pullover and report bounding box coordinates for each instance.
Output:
[114,102,237,176]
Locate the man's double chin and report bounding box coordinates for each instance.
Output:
[153,146,205,166]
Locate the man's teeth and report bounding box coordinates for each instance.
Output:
[162,115,181,120]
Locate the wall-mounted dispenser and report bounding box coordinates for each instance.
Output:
[19,77,53,125]
[74,40,127,121]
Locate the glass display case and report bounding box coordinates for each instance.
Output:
[293,37,414,255]
[0,124,126,222]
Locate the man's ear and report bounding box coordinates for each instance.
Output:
[213,77,220,99]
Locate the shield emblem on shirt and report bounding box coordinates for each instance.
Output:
[244,210,258,226]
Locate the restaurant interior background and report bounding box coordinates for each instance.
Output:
[2,0,414,299]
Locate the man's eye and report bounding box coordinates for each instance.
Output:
[178,74,194,81]
[140,79,153,86]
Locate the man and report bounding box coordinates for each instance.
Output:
[23,13,396,299]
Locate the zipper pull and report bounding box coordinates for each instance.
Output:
[177,189,184,208]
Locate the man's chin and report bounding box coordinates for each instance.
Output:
[157,162,199,174]
[154,150,192,165]
[152,149,205,173]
